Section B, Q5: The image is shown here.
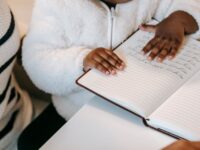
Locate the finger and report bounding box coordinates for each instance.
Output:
[168,40,182,60]
[139,24,157,33]
[147,48,160,61]
[148,39,166,61]
[105,50,125,66]
[98,51,119,68]
[143,36,161,55]
[98,55,117,75]
[101,50,125,70]
[93,54,116,74]
[92,60,110,75]
[157,49,169,62]
[157,40,172,62]
[104,49,119,61]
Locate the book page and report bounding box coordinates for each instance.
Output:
[78,30,200,118]
[148,70,200,140]
[119,31,200,80]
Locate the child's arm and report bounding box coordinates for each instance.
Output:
[23,0,94,96]
[154,0,200,40]
[23,0,126,97]
[140,10,198,62]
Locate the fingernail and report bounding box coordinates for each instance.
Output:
[117,64,122,70]
[117,64,121,69]
[112,70,117,74]
[147,56,152,61]
[119,65,124,70]
[106,71,110,75]
[120,62,124,66]
[168,56,173,60]
[157,58,162,63]
[121,63,126,69]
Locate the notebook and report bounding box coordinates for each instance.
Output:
[76,29,200,141]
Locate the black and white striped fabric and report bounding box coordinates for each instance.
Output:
[0,0,33,149]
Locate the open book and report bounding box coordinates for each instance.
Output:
[77,29,200,141]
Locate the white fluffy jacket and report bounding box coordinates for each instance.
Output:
[23,0,200,120]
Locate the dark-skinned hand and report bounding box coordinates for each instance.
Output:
[140,11,199,62]
[163,140,200,150]
[83,47,125,75]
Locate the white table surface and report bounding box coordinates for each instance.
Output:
[41,98,176,150]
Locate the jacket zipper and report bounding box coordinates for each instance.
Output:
[100,2,115,50]
[110,7,115,50]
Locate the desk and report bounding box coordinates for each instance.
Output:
[41,98,176,150]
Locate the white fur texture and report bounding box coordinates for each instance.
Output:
[23,0,200,120]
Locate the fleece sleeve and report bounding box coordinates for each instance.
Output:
[22,0,93,96]
[154,0,200,40]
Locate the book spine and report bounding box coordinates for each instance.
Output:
[144,119,187,140]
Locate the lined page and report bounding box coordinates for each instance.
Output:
[78,30,200,118]
[148,71,200,140]
[119,31,200,80]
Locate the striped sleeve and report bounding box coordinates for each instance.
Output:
[0,7,29,149]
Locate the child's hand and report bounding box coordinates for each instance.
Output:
[83,48,125,75]
[140,11,199,62]
[141,19,184,62]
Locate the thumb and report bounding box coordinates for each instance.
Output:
[139,24,157,33]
